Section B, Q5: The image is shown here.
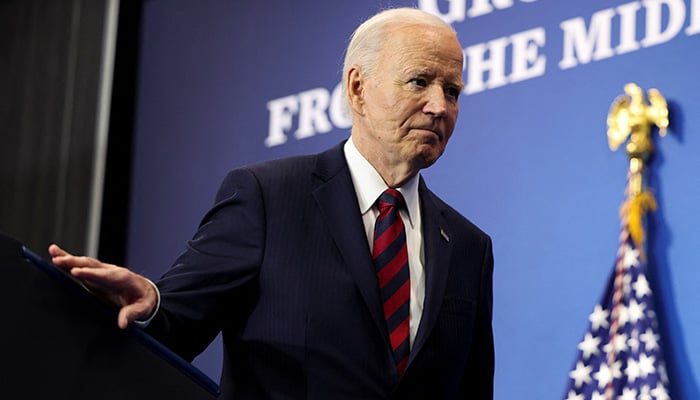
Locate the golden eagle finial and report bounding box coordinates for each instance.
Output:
[606,82,669,157]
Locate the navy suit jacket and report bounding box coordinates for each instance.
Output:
[146,141,494,399]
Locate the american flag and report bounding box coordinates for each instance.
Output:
[563,224,671,400]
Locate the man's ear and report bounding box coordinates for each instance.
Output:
[346,66,365,115]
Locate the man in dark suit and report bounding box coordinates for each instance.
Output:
[50,7,494,399]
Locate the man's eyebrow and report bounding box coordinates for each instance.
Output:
[401,68,433,77]
[450,80,465,90]
[400,67,464,87]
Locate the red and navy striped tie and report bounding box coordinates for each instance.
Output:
[373,188,410,377]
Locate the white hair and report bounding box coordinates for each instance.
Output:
[341,8,457,110]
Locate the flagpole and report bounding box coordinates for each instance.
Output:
[605,83,669,400]
[607,82,668,254]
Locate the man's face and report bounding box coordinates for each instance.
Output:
[358,24,464,171]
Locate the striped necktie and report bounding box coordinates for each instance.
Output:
[372,188,410,377]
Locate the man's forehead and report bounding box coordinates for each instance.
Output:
[385,22,455,42]
[390,45,463,78]
[385,25,461,56]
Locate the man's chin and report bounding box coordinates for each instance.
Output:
[415,146,444,169]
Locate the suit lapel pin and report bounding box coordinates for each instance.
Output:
[440,228,450,243]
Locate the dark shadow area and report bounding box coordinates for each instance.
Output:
[98,1,144,265]
[0,233,219,399]
[667,100,684,144]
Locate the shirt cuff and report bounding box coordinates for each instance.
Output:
[132,278,161,328]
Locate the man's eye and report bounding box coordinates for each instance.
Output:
[410,78,427,87]
[446,87,461,99]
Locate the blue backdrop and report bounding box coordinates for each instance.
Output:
[126,1,700,398]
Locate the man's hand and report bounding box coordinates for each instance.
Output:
[48,244,158,329]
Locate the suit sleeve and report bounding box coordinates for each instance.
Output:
[458,234,495,399]
[145,168,265,361]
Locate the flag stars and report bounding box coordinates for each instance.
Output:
[589,305,610,331]
[578,333,601,360]
[627,329,640,354]
[640,328,660,352]
[627,299,646,324]
[614,304,630,327]
[623,273,633,295]
[618,387,637,400]
[564,234,671,400]
[565,390,584,400]
[591,392,606,400]
[633,274,651,298]
[593,361,622,390]
[638,385,652,400]
[625,357,641,383]
[604,333,629,355]
[638,353,657,378]
[622,244,640,268]
[612,332,629,353]
[651,382,671,400]
[569,361,593,388]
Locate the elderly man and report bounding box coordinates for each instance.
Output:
[50,7,494,399]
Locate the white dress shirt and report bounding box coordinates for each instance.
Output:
[343,138,425,348]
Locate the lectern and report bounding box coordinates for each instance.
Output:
[0,233,220,400]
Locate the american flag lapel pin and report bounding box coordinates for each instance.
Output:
[440,228,450,243]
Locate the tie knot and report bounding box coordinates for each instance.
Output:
[377,188,405,210]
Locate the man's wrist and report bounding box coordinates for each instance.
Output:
[133,278,161,327]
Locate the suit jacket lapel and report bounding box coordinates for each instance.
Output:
[311,142,390,346]
[310,143,454,368]
[408,180,452,365]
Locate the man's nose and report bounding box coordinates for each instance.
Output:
[423,85,448,117]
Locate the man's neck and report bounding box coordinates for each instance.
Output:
[350,134,419,188]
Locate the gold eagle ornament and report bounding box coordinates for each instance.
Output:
[606,82,669,159]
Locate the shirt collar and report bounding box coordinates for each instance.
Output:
[344,137,420,227]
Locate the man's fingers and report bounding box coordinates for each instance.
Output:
[69,264,119,281]
[118,307,134,330]
[118,299,155,330]
[47,243,157,331]
[49,244,76,270]
[70,265,142,298]
[48,244,68,257]
[51,250,117,275]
